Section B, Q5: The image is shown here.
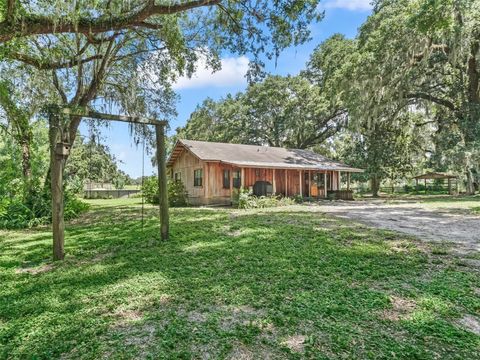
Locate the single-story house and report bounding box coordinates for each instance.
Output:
[167,139,363,205]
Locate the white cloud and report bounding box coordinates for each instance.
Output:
[322,0,372,11]
[173,56,249,90]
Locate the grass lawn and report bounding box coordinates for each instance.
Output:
[0,199,479,359]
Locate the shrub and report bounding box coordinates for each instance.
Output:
[232,188,296,209]
[0,188,90,230]
[142,177,160,204]
[168,180,188,207]
[142,176,188,207]
[64,191,90,221]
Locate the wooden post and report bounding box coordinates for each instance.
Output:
[448,178,452,194]
[155,124,169,241]
[324,172,327,198]
[347,172,351,191]
[299,170,303,197]
[308,171,311,198]
[51,148,66,261]
[424,179,427,194]
[272,168,276,194]
[416,178,418,193]
[48,111,68,261]
[285,170,288,197]
[241,168,245,188]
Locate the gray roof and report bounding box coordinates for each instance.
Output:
[413,172,457,180]
[168,139,363,172]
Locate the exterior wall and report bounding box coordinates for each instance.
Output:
[243,168,273,187]
[171,150,205,204]
[204,162,236,205]
[171,152,236,205]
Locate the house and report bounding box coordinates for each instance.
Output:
[167,139,363,205]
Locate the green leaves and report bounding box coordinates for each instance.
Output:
[408,0,455,35]
[177,74,346,149]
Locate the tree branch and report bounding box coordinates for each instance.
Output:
[6,0,15,21]
[0,0,221,43]
[10,52,104,70]
[406,92,456,111]
[412,44,450,63]
[52,70,68,104]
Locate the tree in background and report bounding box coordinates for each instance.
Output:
[176,73,347,149]
[351,0,480,193]
[338,112,431,197]
[65,135,133,193]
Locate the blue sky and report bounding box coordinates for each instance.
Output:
[81,0,372,178]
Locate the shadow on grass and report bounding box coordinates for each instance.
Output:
[0,206,479,359]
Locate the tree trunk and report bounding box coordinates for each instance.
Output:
[466,168,476,195]
[371,175,380,197]
[20,139,32,180]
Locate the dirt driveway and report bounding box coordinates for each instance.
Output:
[312,199,480,254]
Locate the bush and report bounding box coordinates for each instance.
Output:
[232,188,296,209]
[168,180,188,207]
[142,176,188,207]
[0,188,90,230]
[64,191,90,221]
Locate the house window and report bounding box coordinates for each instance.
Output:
[223,169,230,189]
[174,172,181,182]
[194,169,203,187]
[315,173,326,187]
[232,170,241,189]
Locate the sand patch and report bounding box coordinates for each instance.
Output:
[456,315,480,335]
[382,295,417,321]
[16,263,54,275]
[281,334,307,353]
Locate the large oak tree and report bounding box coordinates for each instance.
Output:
[0,0,323,260]
[352,0,480,193]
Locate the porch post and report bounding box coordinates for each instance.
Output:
[285,170,288,197]
[299,170,303,196]
[448,178,451,194]
[338,171,341,190]
[308,171,311,198]
[347,172,351,191]
[324,172,327,198]
[241,168,245,188]
[273,168,276,194]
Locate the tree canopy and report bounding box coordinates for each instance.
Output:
[350,0,480,193]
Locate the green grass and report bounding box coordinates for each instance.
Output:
[0,200,479,359]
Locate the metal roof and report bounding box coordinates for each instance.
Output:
[168,139,363,172]
[413,172,457,180]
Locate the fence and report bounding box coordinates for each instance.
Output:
[83,189,141,199]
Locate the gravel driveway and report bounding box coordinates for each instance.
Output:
[313,199,480,254]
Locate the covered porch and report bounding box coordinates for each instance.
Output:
[237,167,355,200]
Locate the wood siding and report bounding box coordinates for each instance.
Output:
[171,147,344,205]
[170,149,205,203]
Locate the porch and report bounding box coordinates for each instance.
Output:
[239,168,354,200]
